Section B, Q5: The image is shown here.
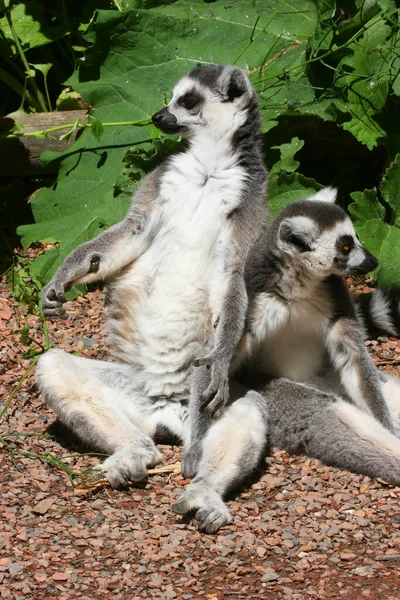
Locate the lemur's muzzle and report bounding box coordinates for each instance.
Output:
[357,249,379,274]
[152,107,181,134]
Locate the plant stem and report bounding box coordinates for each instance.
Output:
[0,66,38,109]
[252,8,398,87]
[234,0,289,65]
[0,355,40,420]
[4,117,151,139]
[4,7,48,112]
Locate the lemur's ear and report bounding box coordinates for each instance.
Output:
[219,67,250,101]
[278,216,320,253]
[308,187,337,204]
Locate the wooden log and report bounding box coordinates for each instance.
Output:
[0,110,88,177]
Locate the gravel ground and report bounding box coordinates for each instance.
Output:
[1,263,400,599]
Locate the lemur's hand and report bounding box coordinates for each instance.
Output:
[41,279,68,320]
[194,351,230,418]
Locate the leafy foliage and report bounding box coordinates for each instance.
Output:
[11,0,400,287]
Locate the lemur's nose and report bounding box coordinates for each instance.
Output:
[152,107,169,125]
[367,252,379,270]
[360,250,379,274]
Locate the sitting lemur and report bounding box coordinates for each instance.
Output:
[36,65,400,534]
[37,65,270,531]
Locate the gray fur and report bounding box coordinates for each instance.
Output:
[263,378,400,485]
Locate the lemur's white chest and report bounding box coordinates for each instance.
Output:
[109,144,245,398]
[240,285,333,382]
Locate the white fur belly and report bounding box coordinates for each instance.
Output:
[243,291,330,383]
[109,160,244,399]
[255,326,325,382]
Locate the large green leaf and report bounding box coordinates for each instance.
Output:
[0,2,67,51]
[350,155,400,287]
[269,137,322,216]
[17,3,321,282]
[339,18,392,149]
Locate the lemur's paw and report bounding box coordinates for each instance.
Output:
[195,504,232,534]
[95,446,163,489]
[172,483,231,534]
[181,442,202,479]
[41,281,67,320]
[200,368,230,418]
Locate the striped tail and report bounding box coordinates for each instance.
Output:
[353,287,400,339]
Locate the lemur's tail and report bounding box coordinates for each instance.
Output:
[353,287,400,339]
[265,378,400,486]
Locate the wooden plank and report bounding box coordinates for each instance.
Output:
[0,110,88,177]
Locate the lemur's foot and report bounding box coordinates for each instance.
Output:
[172,483,231,534]
[94,446,163,489]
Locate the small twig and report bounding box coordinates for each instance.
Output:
[375,358,400,366]
[74,461,182,496]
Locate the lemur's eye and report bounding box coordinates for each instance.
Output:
[179,92,200,110]
[337,236,354,255]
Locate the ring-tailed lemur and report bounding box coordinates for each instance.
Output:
[36,64,269,494]
[174,188,400,533]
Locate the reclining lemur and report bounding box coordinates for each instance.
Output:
[35,64,400,534]
[175,187,400,532]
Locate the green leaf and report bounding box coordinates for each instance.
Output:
[350,188,400,287]
[270,137,305,175]
[0,2,67,50]
[381,153,400,223]
[31,63,52,78]
[339,18,392,149]
[269,172,322,216]
[90,118,104,141]
[18,3,321,282]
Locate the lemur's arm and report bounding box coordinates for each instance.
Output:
[325,276,394,432]
[194,206,264,417]
[182,204,266,479]
[41,168,162,319]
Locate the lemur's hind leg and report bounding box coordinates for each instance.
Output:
[266,378,400,484]
[173,389,269,534]
[380,372,400,436]
[36,349,163,488]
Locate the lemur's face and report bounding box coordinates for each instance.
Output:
[152,64,254,139]
[276,191,379,279]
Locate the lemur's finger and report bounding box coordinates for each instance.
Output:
[200,382,218,408]
[43,307,68,320]
[46,288,57,301]
[193,355,212,368]
[204,394,224,416]
[42,297,63,310]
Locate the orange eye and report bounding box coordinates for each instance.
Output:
[343,244,350,253]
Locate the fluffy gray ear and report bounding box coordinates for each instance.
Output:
[308,187,338,204]
[218,66,251,102]
[278,216,320,253]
